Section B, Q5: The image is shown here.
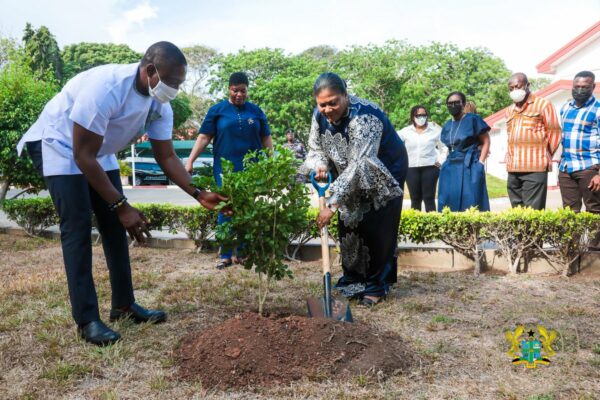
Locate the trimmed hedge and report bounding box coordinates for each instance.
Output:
[400,207,600,276]
[1,197,58,236]
[3,198,600,276]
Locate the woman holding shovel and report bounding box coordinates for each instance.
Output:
[304,72,408,307]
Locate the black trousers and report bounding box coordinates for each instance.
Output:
[507,172,548,210]
[405,165,439,212]
[27,141,134,326]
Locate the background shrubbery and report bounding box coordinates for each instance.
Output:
[3,198,600,277]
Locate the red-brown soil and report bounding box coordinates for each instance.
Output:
[176,312,416,389]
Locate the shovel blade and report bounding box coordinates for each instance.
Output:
[307,296,353,322]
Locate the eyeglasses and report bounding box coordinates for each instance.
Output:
[447,101,462,106]
[415,114,428,118]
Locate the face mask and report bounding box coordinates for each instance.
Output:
[510,88,527,103]
[572,87,593,103]
[447,104,463,116]
[147,69,179,103]
[414,116,427,126]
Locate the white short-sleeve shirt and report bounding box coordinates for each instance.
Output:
[17,63,173,176]
[397,123,445,168]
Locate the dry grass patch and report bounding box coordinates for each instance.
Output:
[1,233,600,399]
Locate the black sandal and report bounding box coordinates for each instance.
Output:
[358,296,385,307]
[216,259,233,270]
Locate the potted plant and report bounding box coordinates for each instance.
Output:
[118,160,132,186]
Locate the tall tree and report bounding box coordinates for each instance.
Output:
[181,45,218,96]
[205,42,512,141]
[22,23,63,82]
[209,48,327,141]
[300,45,338,63]
[0,62,58,202]
[334,41,511,128]
[61,42,141,81]
[181,45,218,131]
[0,37,21,70]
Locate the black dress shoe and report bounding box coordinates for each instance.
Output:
[109,303,167,324]
[78,320,121,346]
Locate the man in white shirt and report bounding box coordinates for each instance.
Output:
[17,41,227,346]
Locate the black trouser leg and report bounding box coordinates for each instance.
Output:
[27,141,133,324]
[507,172,524,208]
[520,172,548,210]
[406,167,423,211]
[420,166,439,212]
[46,174,100,325]
[27,141,98,325]
[88,170,135,310]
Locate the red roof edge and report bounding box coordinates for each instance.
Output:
[484,80,600,128]
[536,20,600,74]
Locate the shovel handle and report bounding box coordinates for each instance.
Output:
[319,197,331,276]
[310,171,332,197]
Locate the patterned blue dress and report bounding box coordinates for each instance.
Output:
[437,113,490,212]
[304,96,408,298]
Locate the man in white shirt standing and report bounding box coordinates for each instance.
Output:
[17,41,227,346]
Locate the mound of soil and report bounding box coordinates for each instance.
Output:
[176,312,416,389]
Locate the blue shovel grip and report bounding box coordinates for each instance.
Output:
[310,171,332,197]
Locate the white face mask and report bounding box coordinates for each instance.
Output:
[147,70,179,103]
[414,116,427,127]
[510,88,527,103]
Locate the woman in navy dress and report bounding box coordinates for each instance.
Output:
[304,73,408,306]
[437,91,491,212]
[185,72,273,268]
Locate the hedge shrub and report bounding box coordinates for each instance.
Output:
[3,197,600,276]
[2,197,58,236]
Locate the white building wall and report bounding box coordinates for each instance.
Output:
[551,34,600,80]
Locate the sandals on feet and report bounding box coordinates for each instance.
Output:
[358,296,385,307]
[234,256,248,266]
[216,259,233,270]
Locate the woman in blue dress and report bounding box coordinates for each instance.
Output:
[185,72,273,269]
[437,91,491,212]
[304,73,408,306]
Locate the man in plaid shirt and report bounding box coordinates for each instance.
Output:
[558,70,600,248]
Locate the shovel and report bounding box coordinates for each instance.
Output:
[306,171,353,322]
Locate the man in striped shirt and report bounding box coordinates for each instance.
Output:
[505,73,561,209]
[558,71,600,249]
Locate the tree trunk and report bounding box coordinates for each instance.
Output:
[0,179,11,204]
[473,243,481,275]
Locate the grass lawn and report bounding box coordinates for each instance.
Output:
[1,233,599,399]
[486,173,509,199]
[403,173,508,202]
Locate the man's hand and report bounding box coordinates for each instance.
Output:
[316,207,334,229]
[197,191,232,215]
[116,203,152,245]
[588,175,600,192]
[315,165,328,180]
[184,161,194,174]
